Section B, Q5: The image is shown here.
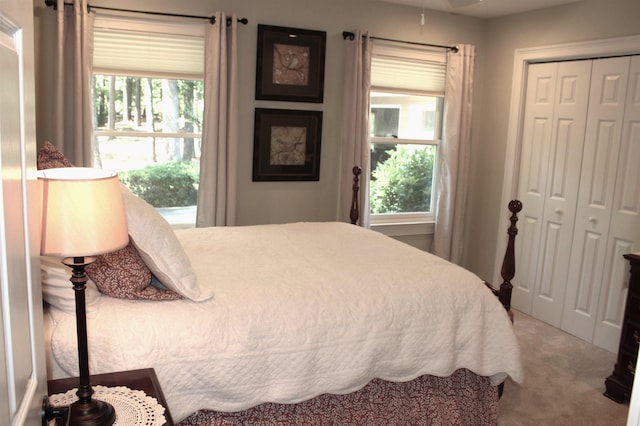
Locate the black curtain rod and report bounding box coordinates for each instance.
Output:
[44,1,248,25]
[342,31,458,53]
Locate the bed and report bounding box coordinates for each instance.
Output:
[39,145,523,425]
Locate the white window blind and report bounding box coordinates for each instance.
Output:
[92,14,205,79]
[370,40,446,95]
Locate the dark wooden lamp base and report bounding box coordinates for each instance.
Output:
[67,398,116,425]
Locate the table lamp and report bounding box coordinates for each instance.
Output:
[39,167,128,425]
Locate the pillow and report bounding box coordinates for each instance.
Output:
[41,256,101,316]
[120,185,211,301]
[37,141,73,170]
[86,241,182,300]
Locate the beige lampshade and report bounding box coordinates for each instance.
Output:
[38,167,129,257]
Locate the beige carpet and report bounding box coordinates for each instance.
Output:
[498,310,630,425]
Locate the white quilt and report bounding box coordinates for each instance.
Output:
[46,222,523,421]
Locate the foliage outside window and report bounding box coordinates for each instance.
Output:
[370,143,436,214]
[92,75,203,214]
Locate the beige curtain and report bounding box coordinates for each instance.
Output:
[339,31,372,226]
[196,13,239,227]
[432,45,475,263]
[54,0,95,166]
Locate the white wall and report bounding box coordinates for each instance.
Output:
[32,0,640,282]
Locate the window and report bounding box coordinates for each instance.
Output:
[91,14,205,227]
[368,41,446,227]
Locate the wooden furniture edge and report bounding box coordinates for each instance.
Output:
[604,253,640,403]
[350,166,361,225]
[47,368,174,425]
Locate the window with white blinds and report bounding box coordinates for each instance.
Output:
[90,13,205,228]
[92,14,205,79]
[368,40,447,224]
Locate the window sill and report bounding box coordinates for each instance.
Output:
[158,206,196,229]
[370,221,435,237]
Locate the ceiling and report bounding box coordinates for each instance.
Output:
[370,0,583,19]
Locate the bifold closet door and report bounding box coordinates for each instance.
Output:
[593,55,640,352]
[593,56,640,352]
[512,60,591,327]
[513,55,640,351]
[561,57,640,351]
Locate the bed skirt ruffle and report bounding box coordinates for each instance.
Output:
[177,369,499,425]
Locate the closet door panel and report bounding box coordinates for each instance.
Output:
[562,56,631,341]
[594,55,640,352]
[513,213,541,311]
[512,62,557,313]
[530,60,591,326]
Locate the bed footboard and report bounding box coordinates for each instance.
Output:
[499,200,522,311]
[350,166,361,225]
[485,199,522,314]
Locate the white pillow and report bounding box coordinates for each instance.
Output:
[41,256,101,317]
[120,185,212,302]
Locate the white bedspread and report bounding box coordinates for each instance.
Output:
[46,222,523,421]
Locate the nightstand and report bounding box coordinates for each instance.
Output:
[47,368,174,426]
[605,253,640,403]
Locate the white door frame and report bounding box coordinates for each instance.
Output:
[0,0,47,424]
[493,34,640,287]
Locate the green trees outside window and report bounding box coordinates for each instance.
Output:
[120,162,199,208]
[370,144,435,214]
[93,75,203,209]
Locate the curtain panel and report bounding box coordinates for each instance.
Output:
[432,44,475,263]
[54,0,95,167]
[196,12,239,227]
[339,31,372,226]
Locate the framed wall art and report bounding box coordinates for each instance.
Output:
[252,108,323,181]
[255,24,326,103]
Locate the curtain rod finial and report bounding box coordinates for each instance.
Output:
[342,31,355,41]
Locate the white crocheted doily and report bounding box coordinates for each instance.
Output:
[49,385,166,426]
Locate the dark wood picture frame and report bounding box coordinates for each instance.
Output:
[253,108,323,181]
[255,24,326,103]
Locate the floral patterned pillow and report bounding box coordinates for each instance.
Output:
[37,141,73,169]
[86,241,182,300]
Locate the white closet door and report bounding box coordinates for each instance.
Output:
[530,60,592,326]
[561,56,631,343]
[513,61,591,326]
[512,62,557,314]
[593,55,640,352]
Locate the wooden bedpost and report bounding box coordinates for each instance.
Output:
[350,166,361,225]
[499,200,522,312]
